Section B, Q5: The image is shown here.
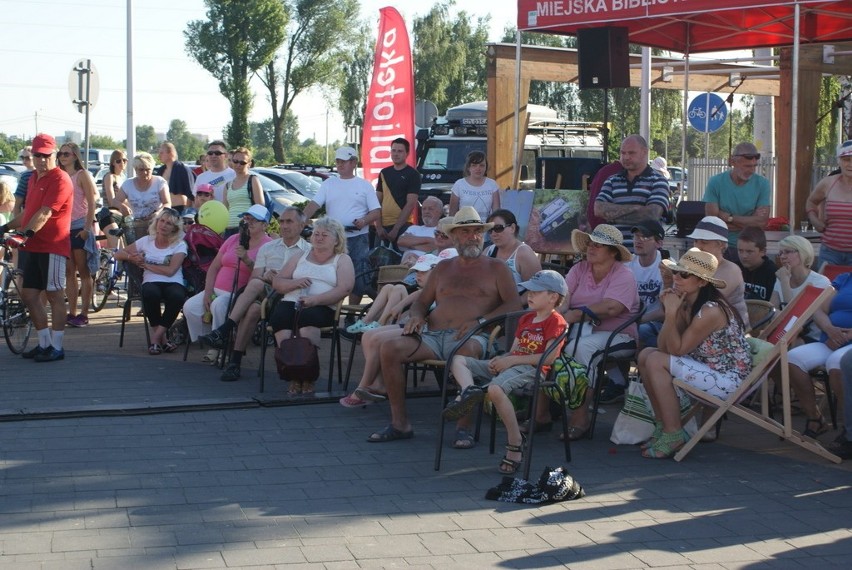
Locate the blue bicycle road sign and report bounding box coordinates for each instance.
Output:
[688,93,727,133]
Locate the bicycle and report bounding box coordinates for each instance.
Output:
[91,243,126,313]
[0,235,34,354]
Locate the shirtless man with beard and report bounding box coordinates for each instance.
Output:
[367,206,522,443]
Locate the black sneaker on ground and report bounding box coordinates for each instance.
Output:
[34,347,65,362]
[220,363,241,382]
[199,329,226,349]
[22,345,47,359]
[599,381,626,404]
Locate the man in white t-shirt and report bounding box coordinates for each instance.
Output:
[397,196,443,263]
[303,146,381,303]
[193,140,235,202]
[198,206,310,381]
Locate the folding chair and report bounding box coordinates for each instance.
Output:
[118,262,150,348]
[433,311,523,472]
[672,284,841,463]
[818,262,852,282]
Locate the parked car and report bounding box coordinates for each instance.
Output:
[0,163,26,178]
[250,172,304,215]
[668,166,688,195]
[251,167,320,201]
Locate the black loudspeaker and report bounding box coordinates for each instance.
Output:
[675,201,706,238]
[578,27,630,90]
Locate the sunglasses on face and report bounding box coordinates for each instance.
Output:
[231,160,248,166]
[57,151,73,157]
[735,153,761,161]
[434,230,448,239]
[115,158,128,163]
[490,223,510,234]
[33,153,52,159]
[672,271,695,279]
[207,150,225,156]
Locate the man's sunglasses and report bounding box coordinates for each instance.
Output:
[207,150,226,156]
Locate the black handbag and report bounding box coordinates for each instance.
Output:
[274,309,320,383]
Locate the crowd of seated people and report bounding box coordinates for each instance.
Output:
[36,133,850,463]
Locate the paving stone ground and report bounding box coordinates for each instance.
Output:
[1,306,850,569]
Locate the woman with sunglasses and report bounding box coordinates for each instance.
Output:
[114,152,171,244]
[485,209,541,296]
[98,149,128,248]
[223,147,263,238]
[57,142,98,328]
[639,248,751,458]
[113,208,188,354]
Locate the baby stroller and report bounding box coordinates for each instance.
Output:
[168,223,225,346]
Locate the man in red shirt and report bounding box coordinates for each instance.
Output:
[0,133,73,361]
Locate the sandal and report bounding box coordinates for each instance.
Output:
[451,428,476,449]
[354,387,387,402]
[367,424,414,443]
[442,385,484,420]
[641,421,664,451]
[339,394,369,408]
[288,381,303,395]
[803,416,829,439]
[641,429,688,459]
[498,437,526,474]
[162,341,178,353]
[560,425,590,441]
[148,343,162,355]
[301,381,316,396]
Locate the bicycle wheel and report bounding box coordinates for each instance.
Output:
[91,252,114,313]
[3,273,33,354]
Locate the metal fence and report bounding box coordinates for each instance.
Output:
[684,158,840,214]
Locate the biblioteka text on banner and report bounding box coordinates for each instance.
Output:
[534,0,685,18]
[366,25,408,179]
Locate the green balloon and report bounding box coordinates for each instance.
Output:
[198,200,228,234]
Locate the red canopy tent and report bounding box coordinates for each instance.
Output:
[516,0,852,223]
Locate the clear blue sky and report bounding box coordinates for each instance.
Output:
[0,0,517,148]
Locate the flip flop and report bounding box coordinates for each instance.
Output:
[148,343,162,355]
[354,387,387,402]
[367,424,414,443]
[339,394,370,408]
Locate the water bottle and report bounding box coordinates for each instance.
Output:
[123,215,136,243]
[202,293,217,324]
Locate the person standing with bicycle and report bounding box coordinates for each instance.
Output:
[0,133,72,362]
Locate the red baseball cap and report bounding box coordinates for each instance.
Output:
[31,133,56,155]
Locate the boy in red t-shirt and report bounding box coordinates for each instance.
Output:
[444,270,568,474]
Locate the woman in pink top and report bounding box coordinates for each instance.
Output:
[530,224,640,441]
[182,205,272,345]
[57,142,97,327]
[806,140,852,268]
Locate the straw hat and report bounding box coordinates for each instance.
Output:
[661,248,726,288]
[571,224,632,262]
[442,206,494,233]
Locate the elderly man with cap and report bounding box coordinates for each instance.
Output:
[805,139,852,269]
[0,134,73,362]
[702,141,771,261]
[367,206,522,444]
[303,146,381,305]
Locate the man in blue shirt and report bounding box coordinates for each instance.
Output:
[703,142,771,261]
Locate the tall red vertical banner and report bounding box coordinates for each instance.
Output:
[361,7,415,187]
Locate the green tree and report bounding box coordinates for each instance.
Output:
[337,21,374,130]
[135,125,157,153]
[185,0,287,147]
[413,1,490,112]
[166,119,206,164]
[260,0,361,163]
[87,134,122,149]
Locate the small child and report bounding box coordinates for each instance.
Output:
[444,270,568,474]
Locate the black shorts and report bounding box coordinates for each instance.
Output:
[269,300,335,332]
[70,230,86,250]
[97,208,122,231]
[22,251,66,291]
